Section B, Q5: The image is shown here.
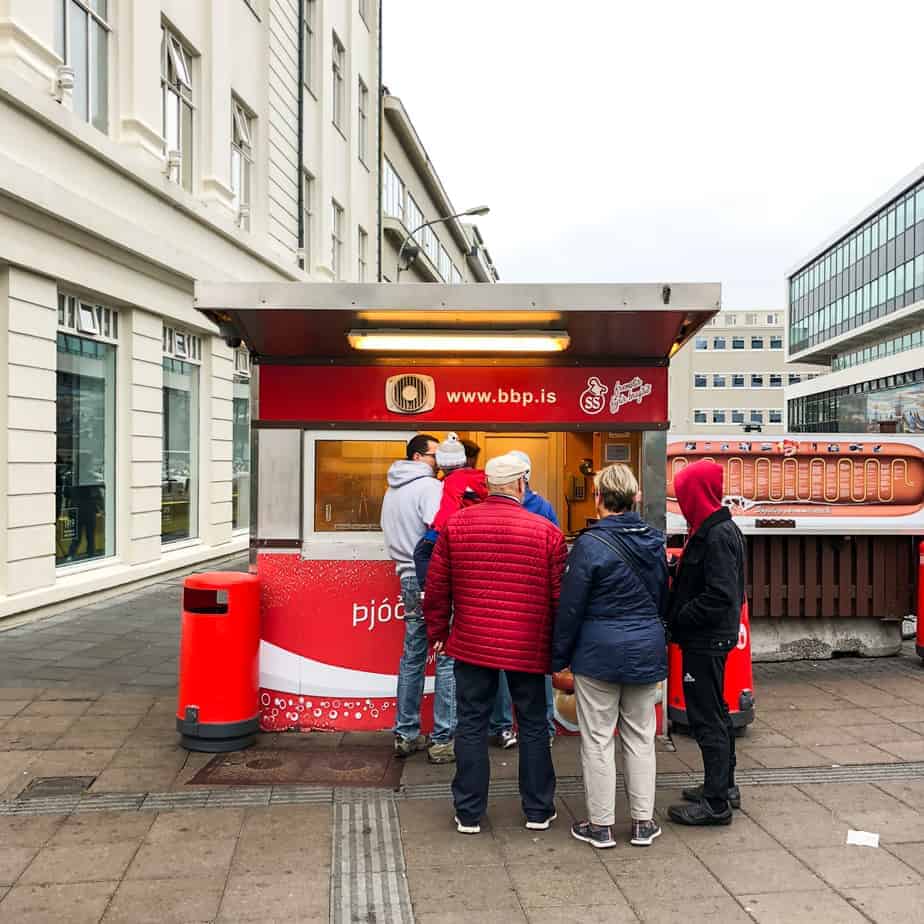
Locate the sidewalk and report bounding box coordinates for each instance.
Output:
[0,570,923,921]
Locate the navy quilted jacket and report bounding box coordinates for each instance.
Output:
[553,512,668,684]
[423,495,567,672]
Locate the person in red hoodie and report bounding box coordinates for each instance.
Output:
[413,434,487,589]
[667,460,745,826]
[424,452,567,835]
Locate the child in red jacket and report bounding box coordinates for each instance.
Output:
[414,434,487,588]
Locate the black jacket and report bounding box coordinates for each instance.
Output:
[668,507,745,653]
[553,512,668,685]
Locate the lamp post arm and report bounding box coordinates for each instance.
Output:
[396,210,476,280]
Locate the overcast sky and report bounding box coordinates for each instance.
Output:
[383,0,924,309]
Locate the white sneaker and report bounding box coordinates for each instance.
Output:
[455,816,481,835]
[525,811,557,831]
[499,729,517,749]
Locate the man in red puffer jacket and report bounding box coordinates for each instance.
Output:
[424,452,567,835]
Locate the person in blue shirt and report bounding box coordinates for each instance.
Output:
[489,449,561,749]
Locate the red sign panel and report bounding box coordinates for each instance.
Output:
[259,365,668,425]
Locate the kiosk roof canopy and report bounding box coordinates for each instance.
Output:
[195,282,720,363]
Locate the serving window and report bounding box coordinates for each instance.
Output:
[308,433,413,534]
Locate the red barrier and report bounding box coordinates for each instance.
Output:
[176,572,261,752]
[917,540,924,660]
[667,599,755,731]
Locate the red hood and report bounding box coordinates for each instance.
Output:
[674,460,724,535]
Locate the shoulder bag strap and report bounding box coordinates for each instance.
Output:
[586,529,664,619]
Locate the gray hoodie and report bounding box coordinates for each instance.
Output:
[380,460,443,579]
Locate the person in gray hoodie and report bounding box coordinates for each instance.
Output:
[381,434,456,763]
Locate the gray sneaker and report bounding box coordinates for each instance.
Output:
[427,740,456,764]
[571,820,616,849]
[394,734,427,758]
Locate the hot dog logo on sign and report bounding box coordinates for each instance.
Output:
[666,434,924,535]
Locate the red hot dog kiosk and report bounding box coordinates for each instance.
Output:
[194,282,720,735]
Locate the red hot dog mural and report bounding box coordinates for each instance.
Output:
[667,435,924,534]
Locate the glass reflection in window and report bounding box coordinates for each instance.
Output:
[56,333,115,565]
[232,375,250,531]
[162,358,199,542]
[314,440,406,532]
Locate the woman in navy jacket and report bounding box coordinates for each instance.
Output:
[553,463,668,849]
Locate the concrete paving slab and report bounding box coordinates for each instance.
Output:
[600,853,726,904]
[844,884,924,923]
[125,835,237,881]
[526,905,638,924]
[217,871,329,922]
[885,842,924,876]
[19,841,138,886]
[0,701,29,717]
[402,827,506,869]
[0,815,65,848]
[0,880,119,924]
[840,723,924,744]
[102,876,225,924]
[407,862,521,912]
[748,808,850,849]
[50,811,154,846]
[145,807,245,843]
[0,846,39,886]
[418,913,528,924]
[737,889,867,923]
[665,814,780,854]
[507,858,626,910]
[493,820,597,865]
[230,840,331,877]
[837,808,924,845]
[632,896,752,923]
[90,767,180,793]
[794,845,922,889]
[700,847,825,894]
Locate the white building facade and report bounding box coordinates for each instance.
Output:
[669,310,823,434]
[785,162,924,432]
[0,0,379,619]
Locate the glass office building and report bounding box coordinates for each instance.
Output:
[787,164,924,433]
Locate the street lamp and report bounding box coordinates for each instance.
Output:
[396,205,490,281]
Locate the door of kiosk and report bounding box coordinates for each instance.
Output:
[194,282,720,737]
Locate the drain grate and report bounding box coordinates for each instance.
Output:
[189,747,403,789]
[19,776,96,799]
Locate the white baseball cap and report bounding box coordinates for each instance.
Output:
[485,453,530,485]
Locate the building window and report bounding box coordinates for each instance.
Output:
[56,295,116,567]
[732,374,745,388]
[788,374,801,385]
[694,410,707,424]
[751,336,764,350]
[383,159,404,221]
[725,314,737,326]
[712,374,726,388]
[694,374,708,389]
[357,226,368,282]
[694,336,708,350]
[713,336,726,350]
[770,336,783,350]
[162,356,199,543]
[331,199,344,278]
[769,373,783,388]
[750,410,764,425]
[161,26,194,191]
[303,0,316,92]
[55,0,110,132]
[769,409,783,424]
[767,313,780,325]
[751,374,764,388]
[451,265,463,284]
[332,32,345,133]
[422,226,439,265]
[731,409,745,424]
[732,336,745,350]
[712,409,726,424]
[357,78,369,164]
[231,98,253,228]
[405,194,423,238]
[232,355,250,532]
[302,170,314,268]
[438,244,452,281]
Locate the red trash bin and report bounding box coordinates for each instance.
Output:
[176,572,260,752]
[668,598,755,733]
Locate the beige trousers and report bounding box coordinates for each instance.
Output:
[573,674,659,825]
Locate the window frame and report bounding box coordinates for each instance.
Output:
[161,24,195,191]
[694,336,708,350]
[230,97,254,227]
[357,77,369,165]
[332,31,346,135]
[302,170,314,268]
[357,225,368,282]
[303,0,316,94]
[331,199,344,278]
[56,0,111,132]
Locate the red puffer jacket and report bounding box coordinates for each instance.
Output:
[423,495,567,673]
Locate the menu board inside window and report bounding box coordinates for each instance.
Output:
[314,440,406,532]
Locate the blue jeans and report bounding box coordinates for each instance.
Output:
[490,670,556,737]
[394,575,456,743]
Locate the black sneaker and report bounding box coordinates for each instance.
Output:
[570,820,617,848]
[668,800,733,826]
[525,811,557,831]
[630,819,662,846]
[682,784,741,810]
